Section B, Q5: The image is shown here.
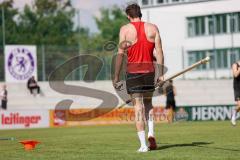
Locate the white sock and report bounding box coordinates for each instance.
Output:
[232,110,237,119]
[137,131,147,148]
[148,120,154,138]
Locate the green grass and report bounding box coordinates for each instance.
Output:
[0,121,240,160]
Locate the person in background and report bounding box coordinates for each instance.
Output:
[0,84,8,110]
[27,76,40,95]
[231,61,240,126]
[164,80,177,123]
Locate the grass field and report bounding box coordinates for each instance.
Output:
[0,121,240,160]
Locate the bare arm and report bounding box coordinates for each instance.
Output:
[114,26,126,84]
[232,64,240,78]
[154,27,164,79]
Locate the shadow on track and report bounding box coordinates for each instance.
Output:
[156,142,240,152]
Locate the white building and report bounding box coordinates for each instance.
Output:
[137,0,240,79]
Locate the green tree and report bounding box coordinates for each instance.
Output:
[17,0,76,45]
[93,6,128,52]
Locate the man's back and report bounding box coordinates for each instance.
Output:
[121,22,158,45]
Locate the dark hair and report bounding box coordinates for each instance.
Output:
[125,3,142,18]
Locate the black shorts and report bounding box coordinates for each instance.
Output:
[126,72,155,94]
[234,87,240,101]
[166,100,176,110]
[1,100,7,110]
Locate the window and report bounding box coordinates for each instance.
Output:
[157,0,164,3]
[142,0,149,5]
[187,12,240,37]
[188,18,195,37]
[208,16,214,34]
[187,16,205,36]
[238,13,240,32]
[188,51,207,70]
[216,49,228,69]
[230,13,237,33]
[188,48,240,70]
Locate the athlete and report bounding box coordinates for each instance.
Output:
[231,61,240,126]
[114,3,164,152]
[164,80,177,123]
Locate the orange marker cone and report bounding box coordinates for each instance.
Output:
[19,140,40,151]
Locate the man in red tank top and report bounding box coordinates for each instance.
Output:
[114,3,164,152]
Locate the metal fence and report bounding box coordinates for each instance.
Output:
[0,45,115,82]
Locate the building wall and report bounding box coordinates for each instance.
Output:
[139,0,240,79]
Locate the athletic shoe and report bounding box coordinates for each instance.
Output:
[137,146,149,153]
[148,137,157,150]
[231,115,237,126]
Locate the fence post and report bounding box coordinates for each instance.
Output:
[41,45,46,81]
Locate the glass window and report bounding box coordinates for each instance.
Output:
[157,0,164,3]
[216,15,221,33]
[238,13,240,32]
[230,13,236,33]
[216,49,228,69]
[208,16,214,35]
[230,49,237,65]
[188,19,195,37]
[222,14,227,33]
[188,51,207,70]
[188,52,196,66]
[142,0,149,5]
[188,12,239,37]
[215,14,227,34]
[208,50,215,69]
[194,18,199,35]
[200,17,205,35]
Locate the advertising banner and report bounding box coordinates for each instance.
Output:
[175,105,238,121]
[0,110,49,130]
[49,107,169,127]
[4,45,37,83]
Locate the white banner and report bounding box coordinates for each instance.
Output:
[4,45,37,83]
[0,110,49,129]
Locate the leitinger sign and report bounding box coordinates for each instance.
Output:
[0,110,49,129]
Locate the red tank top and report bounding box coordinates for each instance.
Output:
[127,21,155,73]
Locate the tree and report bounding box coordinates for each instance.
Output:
[17,0,76,45]
[93,6,128,51]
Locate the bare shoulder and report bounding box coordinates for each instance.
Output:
[144,22,159,32]
[120,24,132,32]
[232,63,237,68]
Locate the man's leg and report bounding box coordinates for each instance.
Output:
[29,87,33,94]
[132,93,148,152]
[36,86,40,94]
[231,100,240,125]
[143,92,154,137]
[143,92,157,150]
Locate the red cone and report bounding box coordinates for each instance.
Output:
[19,140,40,151]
